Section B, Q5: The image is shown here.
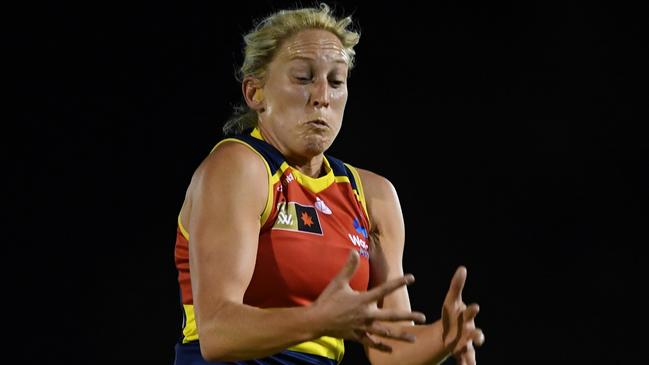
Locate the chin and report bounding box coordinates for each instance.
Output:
[303,135,332,155]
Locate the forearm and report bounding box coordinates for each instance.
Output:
[367,319,450,365]
[197,301,320,361]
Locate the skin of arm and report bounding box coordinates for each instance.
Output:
[184,142,321,361]
[358,169,452,365]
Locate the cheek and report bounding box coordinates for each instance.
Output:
[278,85,309,107]
[331,88,348,111]
[266,87,307,122]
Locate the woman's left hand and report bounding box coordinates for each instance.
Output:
[441,266,485,365]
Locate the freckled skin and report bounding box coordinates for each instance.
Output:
[256,29,349,176]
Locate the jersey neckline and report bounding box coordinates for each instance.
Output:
[251,127,335,194]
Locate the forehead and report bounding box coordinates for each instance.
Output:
[276,29,348,64]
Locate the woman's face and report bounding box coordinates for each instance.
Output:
[257,29,349,160]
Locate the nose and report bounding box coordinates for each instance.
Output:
[310,79,330,108]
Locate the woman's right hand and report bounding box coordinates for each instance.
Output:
[310,250,426,352]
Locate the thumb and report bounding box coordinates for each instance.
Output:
[335,250,360,283]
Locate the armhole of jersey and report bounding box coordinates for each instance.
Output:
[178,213,190,240]
[205,138,275,227]
[344,163,371,228]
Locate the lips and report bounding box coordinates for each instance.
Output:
[307,119,328,127]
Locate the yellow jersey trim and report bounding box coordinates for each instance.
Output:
[251,127,336,194]
[287,336,345,363]
[280,160,335,194]
[182,304,199,344]
[178,214,190,240]
[344,163,370,227]
[251,126,264,140]
[334,175,351,184]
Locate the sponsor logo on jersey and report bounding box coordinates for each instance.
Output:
[315,196,332,215]
[350,217,369,257]
[348,234,368,250]
[353,217,368,238]
[273,201,323,235]
[348,233,369,258]
[283,172,295,185]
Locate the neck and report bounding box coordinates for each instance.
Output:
[288,155,325,178]
[256,127,326,178]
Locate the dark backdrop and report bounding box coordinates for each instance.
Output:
[10,1,647,364]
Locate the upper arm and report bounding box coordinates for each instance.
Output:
[186,142,268,325]
[357,168,411,311]
[358,169,416,364]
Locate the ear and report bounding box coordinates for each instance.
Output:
[242,77,265,112]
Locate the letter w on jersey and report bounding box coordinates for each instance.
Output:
[273,201,323,235]
[348,234,368,250]
[277,210,293,225]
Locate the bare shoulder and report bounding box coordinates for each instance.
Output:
[192,140,267,186]
[181,140,268,222]
[355,168,398,201]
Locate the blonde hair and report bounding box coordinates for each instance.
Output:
[223,3,360,135]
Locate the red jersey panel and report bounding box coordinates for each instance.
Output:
[243,163,370,307]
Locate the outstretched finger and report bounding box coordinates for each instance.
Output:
[365,323,417,343]
[370,308,427,324]
[464,303,480,323]
[445,266,467,304]
[472,328,485,347]
[362,274,415,303]
[334,250,360,283]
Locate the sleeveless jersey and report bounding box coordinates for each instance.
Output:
[174,127,371,363]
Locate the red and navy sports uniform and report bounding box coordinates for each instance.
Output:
[174,128,371,365]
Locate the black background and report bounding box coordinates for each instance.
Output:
[10,0,647,364]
